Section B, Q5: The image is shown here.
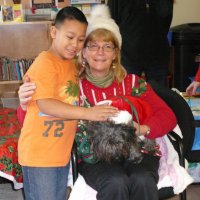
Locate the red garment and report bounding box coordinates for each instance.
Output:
[79,74,177,139]
[17,106,26,127]
[194,64,200,82]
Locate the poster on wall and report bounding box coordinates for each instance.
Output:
[71,0,101,4]
[31,0,57,9]
[0,4,24,23]
[2,5,13,22]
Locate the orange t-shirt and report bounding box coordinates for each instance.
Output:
[18,51,79,167]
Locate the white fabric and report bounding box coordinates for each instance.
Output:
[109,110,132,124]
[0,171,23,190]
[172,124,183,138]
[156,135,193,194]
[68,175,97,200]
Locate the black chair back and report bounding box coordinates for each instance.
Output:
[148,80,196,162]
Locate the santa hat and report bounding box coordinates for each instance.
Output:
[86,4,122,48]
[97,96,152,125]
[97,100,132,125]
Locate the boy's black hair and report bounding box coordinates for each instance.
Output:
[53,6,88,27]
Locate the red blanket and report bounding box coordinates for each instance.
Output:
[0,108,23,188]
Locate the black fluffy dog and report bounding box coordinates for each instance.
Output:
[85,120,143,163]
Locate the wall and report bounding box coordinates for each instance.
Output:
[172,0,200,27]
[0,22,52,59]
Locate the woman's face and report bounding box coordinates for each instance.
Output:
[82,40,116,78]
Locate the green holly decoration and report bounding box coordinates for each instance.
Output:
[13,163,22,178]
[132,78,147,96]
[8,146,14,153]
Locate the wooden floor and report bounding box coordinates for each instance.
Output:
[167,184,200,200]
[0,183,199,200]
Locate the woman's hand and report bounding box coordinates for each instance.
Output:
[133,121,150,136]
[186,81,200,96]
[18,76,36,111]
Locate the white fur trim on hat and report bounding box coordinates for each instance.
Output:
[96,100,132,124]
[86,5,122,48]
[109,110,132,125]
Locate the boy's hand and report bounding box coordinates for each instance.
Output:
[18,76,36,111]
[85,105,119,121]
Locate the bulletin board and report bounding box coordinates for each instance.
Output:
[71,0,101,4]
[31,0,56,8]
[0,0,70,9]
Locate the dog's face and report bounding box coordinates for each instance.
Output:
[85,121,142,163]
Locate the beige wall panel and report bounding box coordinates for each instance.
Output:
[172,0,200,27]
[0,22,51,59]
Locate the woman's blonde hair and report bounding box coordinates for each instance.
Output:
[77,28,127,83]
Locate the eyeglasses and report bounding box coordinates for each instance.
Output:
[86,43,115,52]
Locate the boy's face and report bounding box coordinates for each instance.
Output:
[50,19,87,60]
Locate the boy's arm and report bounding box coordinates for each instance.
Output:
[17,76,36,127]
[16,99,118,127]
[37,98,118,121]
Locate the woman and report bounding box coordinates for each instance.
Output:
[17,5,176,200]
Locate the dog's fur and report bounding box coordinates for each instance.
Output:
[86,121,142,163]
[86,120,157,164]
